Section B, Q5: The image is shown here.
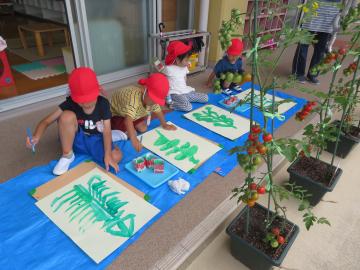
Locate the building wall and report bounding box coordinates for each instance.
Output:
[194,0,248,63]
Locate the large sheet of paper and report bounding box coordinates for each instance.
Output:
[36,167,160,264]
[235,88,296,114]
[183,104,251,140]
[140,122,222,172]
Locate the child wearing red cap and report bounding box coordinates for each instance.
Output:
[26,67,123,175]
[206,38,244,89]
[110,73,176,152]
[164,40,208,111]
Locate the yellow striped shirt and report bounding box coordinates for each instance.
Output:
[110,85,161,120]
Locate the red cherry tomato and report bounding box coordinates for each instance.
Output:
[272,227,280,236]
[251,125,261,134]
[248,134,258,142]
[247,146,256,155]
[277,235,285,244]
[263,133,273,142]
[338,48,346,55]
[303,104,312,112]
[249,183,257,190]
[257,144,267,155]
[257,186,266,194]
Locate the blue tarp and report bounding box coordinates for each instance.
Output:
[0,83,306,270]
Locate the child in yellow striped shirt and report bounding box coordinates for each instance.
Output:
[110,73,176,152]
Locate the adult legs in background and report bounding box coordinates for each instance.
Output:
[292,42,309,82]
[307,32,332,83]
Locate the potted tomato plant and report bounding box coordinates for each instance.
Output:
[326,62,360,158]
[225,1,329,269]
[288,4,360,205]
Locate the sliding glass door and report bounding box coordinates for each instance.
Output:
[66,0,153,82]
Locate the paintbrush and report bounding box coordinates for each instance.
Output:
[26,127,36,153]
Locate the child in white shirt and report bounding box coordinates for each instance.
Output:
[164,41,208,111]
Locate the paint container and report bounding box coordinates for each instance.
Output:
[153,159,164,174]
[133,157,146,172]
[145,154,156,168]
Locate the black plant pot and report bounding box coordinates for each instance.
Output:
[287,157,342,206]
[226,203,299,270]
[326,121,360,158]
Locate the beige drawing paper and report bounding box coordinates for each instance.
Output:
[183,104,251,140]
[235,88,296,114]
[140,121,222,172]
[36,167,160,264]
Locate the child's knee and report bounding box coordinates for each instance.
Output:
[183,103,192,112]
[112,147,122,163]
[59,111,77,125]
[135,121,147,133]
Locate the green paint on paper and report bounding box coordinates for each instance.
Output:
[192,106,237,129]
[144,194,151,201]
[51,175,136,237]
[153,130,200,164]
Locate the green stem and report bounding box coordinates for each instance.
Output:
[246,207,250,235]
[331,56,360,167]
[245,0,259,237]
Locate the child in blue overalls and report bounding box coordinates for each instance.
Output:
[26,67,122,175]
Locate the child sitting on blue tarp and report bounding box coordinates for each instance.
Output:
[206,38,244,89]
[26,67,123,175]
[163,40,208,111]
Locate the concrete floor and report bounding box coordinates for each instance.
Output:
[0,42,358,270]
[186,145,360,270]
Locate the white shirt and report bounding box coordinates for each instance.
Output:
[164,65,195,95]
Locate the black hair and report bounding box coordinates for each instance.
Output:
[176,49,193,62]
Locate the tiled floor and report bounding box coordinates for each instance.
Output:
[186,145,360,270]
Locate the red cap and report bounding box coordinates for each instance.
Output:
[138,73,169,106]
[165,41,192,65]
[227,38,244,56]
[68,67,100,103]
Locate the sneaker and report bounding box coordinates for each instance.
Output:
[307,76,320,85]
[53,153,75,175]
[296,75,306,84]
[112,130,128,141]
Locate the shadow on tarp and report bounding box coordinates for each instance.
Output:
[0,83,306,270]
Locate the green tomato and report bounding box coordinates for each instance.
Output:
[214,79,221,86]
[253,156,262,165]
[271,239,279,248]
[239,154,250,164]
[234,9,241,16]
[233,74,243,83]
[225,72,234,82]
[220,73,226,80]
[244,165,252,174]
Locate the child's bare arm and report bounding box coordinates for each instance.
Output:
[206,72,216,87]
[124,116,143,152]
[103,119,119,172]
[153,110,177,130]
[26,109,63,148]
